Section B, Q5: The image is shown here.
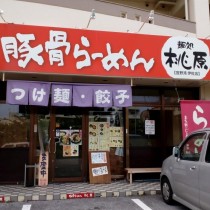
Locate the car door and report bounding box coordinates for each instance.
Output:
[172,132,206,208]
[199,138,210,210]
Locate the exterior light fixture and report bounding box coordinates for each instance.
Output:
[0,9,8,23]
[130,78,133,86]
[148,10,154,24]
[137,10,154,33]
[86,9,96,28]
[2,72,5,81]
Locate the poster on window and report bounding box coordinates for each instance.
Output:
[180,100,210,138]
[145,120,155,135]
[98,122,110,151]
[110,137,123,147]
[110,127,123,147]
[57,129,71,145]
[70,129,82,145]
[110,127,123,137]
[89,122,110,151]
[63,145,79,157]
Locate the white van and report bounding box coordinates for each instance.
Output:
[160,128,210,210]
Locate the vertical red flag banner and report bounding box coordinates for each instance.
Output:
[180,100,210,138]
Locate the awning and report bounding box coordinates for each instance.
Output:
[6,80,132,107]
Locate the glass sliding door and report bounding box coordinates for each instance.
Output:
[51,107,85,182]
[129,106,162,168]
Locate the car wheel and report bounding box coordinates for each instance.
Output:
[161,178,173,204]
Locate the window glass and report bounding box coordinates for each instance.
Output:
[205,139,210,163]
[180,133,206,161]
[129,106,160,147]
[132,87,160,103]
[0,104,30,148]
[89,108,124,176]
[164,88,199,105]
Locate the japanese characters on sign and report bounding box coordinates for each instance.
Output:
[180,100,210,138]
[162,37,210,79]
[0,28,155,74]
[67,192,94,199]
[38,152,49,186]
[92,166,108,177]
[6,80,132,107]
[0,23,209,80]
[145,120,155,135]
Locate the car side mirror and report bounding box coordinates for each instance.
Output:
[172,146,180,158]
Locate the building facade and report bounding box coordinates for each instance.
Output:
[0,0,209,184]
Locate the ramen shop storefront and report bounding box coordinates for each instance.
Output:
[0,23,210,184]
[2,81,132,184]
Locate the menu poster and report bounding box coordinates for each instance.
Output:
[98,122,110,151]
[99,139,110,151]
[91,152,107,164]
[70,129,82,145]
[63,145,71,157]
[89,122,111,151]
[110,137,123,147]
[89,137,99,151]
[63,145,79,157]
[57,129,71,145]
[70,145,79,156]
[110,127,123,137]
[98,122,110,139]
[89,122,98,151]
[89,122,98,137]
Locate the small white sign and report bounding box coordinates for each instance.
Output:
[91,152,107,164]
[92,166,108,176]
[145,120,155,135]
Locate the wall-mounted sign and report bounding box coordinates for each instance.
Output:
[0,23,209,80]
[162,37,210,80]
[145,120,155,135]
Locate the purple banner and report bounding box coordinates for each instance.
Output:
[6,80,29,105]
[29,83,50,106]
[93,86,113,107]
[73,86,93,107]
[51,84,72,106]
[113,85,132,107]
[6,81,132,107]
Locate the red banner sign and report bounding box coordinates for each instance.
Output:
[180,100,210,138]
[0,23,209,79]
[67,192,94,199]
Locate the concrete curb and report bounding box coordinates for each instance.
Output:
[0,189,161,203]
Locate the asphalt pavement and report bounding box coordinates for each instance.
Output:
[0,195,190,210]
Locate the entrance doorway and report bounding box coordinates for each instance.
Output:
[35,107,88,183]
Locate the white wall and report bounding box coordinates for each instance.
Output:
[189,0,210,38]
[0,0,195,37]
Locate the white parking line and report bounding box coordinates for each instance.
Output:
[132,199,152,210]
[22,204,31,210]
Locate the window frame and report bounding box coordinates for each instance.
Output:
[179,132,206,162]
